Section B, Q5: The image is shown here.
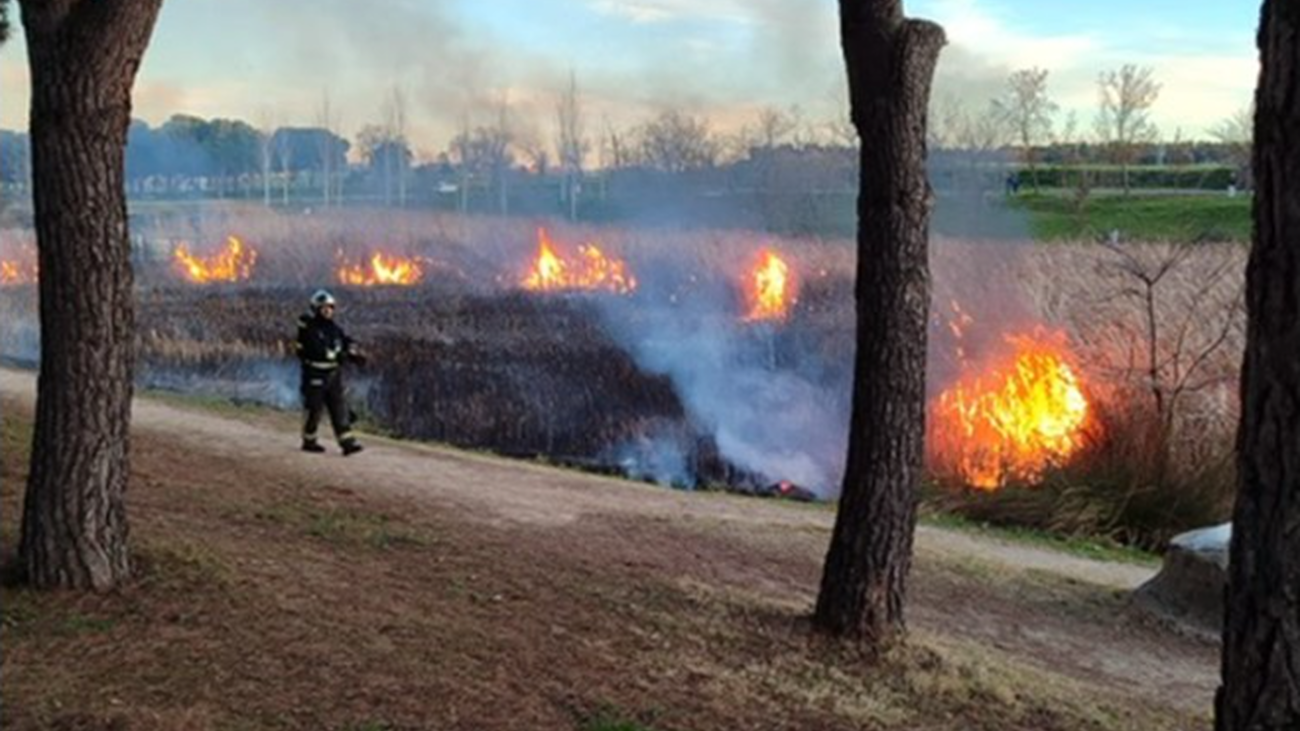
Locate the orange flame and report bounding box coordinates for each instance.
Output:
[744,248,795,321]
[173,235,258,283]
[0,257,37,285]
[338,252,424,286]
[946,299,975,368]
[928,331,1093,490]
[521,228,636,294]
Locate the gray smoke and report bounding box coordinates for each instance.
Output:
[139,358,302,410]
[0,313,40,366]
[603,419,696,488]
[597,276,848,497]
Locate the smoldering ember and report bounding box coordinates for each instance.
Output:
[3,1,1296,730]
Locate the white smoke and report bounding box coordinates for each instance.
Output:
[597,285,848,497]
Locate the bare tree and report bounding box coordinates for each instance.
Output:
[1211,104,1254,190]
[938,100,1008,191]
[639,109,719,173]
[1058,111,1095,225]
[995,67,1058,191]
[556,71,589,221]
[451,113,471,213]
[823,88,859,149]
[599,116,637,170]
[316,91,340,208]
[358,91,408,208]
[1217,2,1300,727]
[753,105,799,149]
[927,92,965,150]
[956,101,1009,154]
[1089,242,1245,461]
[256,108,276,208]
[274,127,294,206]
[18,0,164,589]
[356,123,391,204]
[1095,64,1160,195]
[488,97,513,214]
[515,120,548,176]
[814,0,945,648]
[450,101,514,215]
[382,86,409,207]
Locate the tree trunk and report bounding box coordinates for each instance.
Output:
[1216,2,1300,727]
[813,0,945,646]
[18,0,163,590]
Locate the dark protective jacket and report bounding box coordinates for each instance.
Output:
[296,312,361,380]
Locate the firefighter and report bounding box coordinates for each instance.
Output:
[296,289,366,455]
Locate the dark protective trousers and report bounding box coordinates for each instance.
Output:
[302,370,354,445]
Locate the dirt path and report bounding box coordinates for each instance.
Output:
[0,368,1218,725]
[0,369,1153,589]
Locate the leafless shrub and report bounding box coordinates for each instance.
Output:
[1024,240,1245,473]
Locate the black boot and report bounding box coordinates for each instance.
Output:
[302,439,326,453]
[341,439,364,456]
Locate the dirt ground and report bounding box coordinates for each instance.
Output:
[0,369,1218,730]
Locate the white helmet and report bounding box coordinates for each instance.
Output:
[310,289,336,310]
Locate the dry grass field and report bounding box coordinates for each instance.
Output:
[0,207,1247,546]
[0,373,1217,731]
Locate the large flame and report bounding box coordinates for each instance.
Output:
[173,235,258,283]
[744,248,795,321]
[929,331,1093,490]
[521,228,636,294]
[338,252,424,286]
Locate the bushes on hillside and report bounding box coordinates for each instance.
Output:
[1015,165,1237,191]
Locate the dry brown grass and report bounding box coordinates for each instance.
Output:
[4,210,1248,544]
[126,205,855,293]
[0,396,1211,730]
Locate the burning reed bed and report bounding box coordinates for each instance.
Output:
[0,210,1247,548]
[928,240,1245,549]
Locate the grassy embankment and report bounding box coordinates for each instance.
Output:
[1011,191,1252,243]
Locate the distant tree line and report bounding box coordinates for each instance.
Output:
[0,63,1252,235]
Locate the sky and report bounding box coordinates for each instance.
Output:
[0,0,1260,158]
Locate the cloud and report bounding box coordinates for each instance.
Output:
[919,0,1099,111]
[920,0,1254,136]
[0,0,1258,148]
[1144,53,1257,135]
[0,39,28,130]
[928,0,1097,70]
[586,0,753,25]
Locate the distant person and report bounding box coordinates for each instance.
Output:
[1005,171,1022,196]
[296,289,366,455]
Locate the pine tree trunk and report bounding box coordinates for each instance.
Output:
[1215,2,1300,727]
[813,0,945,646]
[18,0,163,590]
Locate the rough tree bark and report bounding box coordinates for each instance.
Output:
[813,0,945,645]
[1216,1,1300,727]
[18,0,163,589]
